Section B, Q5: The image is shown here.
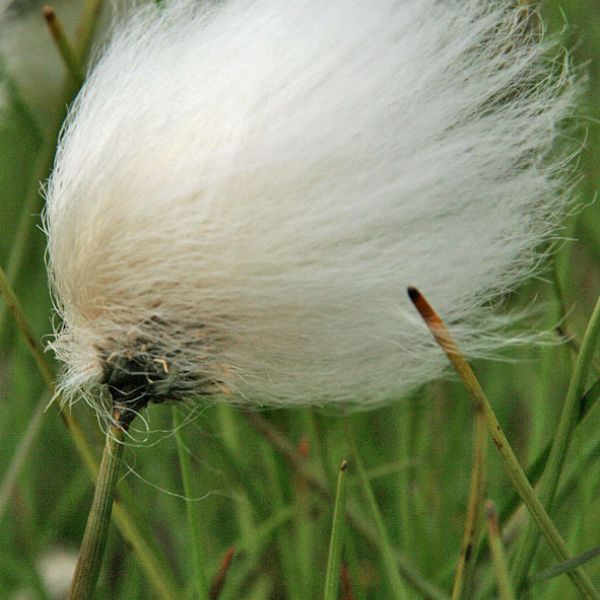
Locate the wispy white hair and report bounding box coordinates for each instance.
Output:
[45,0,576,413]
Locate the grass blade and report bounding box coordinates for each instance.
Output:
[528,546,600,586]
[43,5,85,87]
[0,392,48,523]
[346,421,411,599]
[513,294,600,589]
[244,412,449,600]
[407,286,600,600]
[173,407,210,600]
[451,411,487,600]
[323,460,349,600]
[209,546,236,600]
[68,416,126,599]
[0,263,178,599]
[485,500,515,600]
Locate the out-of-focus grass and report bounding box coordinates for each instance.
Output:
[0,1,598,599]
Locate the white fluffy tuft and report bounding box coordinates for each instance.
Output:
[45,0,577,412]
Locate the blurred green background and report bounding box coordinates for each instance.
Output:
[0,1,598,598]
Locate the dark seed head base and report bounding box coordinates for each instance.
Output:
[101,350,220,428]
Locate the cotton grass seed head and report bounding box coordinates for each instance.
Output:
[44,0,577,421]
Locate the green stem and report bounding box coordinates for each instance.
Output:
[0,56,44,145]
[74,0,105,58]
[110,499,179,600]
[173,408,210,600]
[68,419,126,600]
[408,287,600,600]
[0,393,48,523]
[244,412,449,600]
[43,5,85,87]
[0,0,101,340]
[528,546,600,587]
[513,294,600,589]
[346,421,411,599]
[323,460,349,600]
[485,501,515,600]
[0,263,178,598]
[488,378,598,533]
[0,265,54,389]
[451,411,487,600]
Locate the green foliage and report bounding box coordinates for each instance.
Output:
[0,1,598,598]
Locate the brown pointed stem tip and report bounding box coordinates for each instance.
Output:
[340,459,349,471]
[209,545,236,600]
[42,4,56,23]
[407,286,438,324]
[407,286,458,357]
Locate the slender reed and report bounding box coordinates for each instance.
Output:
[42,5,84,86]
[323,460,349,600]
[346,421,411,599]
[513,294,600,589]
[485,500,515,600]
[451,411,487,600]
[0,263,178,599]
[407,286,600,600]
[173,407,210,600]
[68,412,127,599]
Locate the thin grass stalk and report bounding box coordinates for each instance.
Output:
[73,0,105,57]
[527,546,600,587]
[451,410,487,600]
[495,377,598,527]
[323,460,349,600]
[42,5,85,87]
[0,145,59,341]
[0,57,44,145]
[0,392,48,523]
[0,0,101,338]
[0,263,178,599]
[100,496,179,598]
[481,377,598,536]
[0,265,54,388]
[294,412,319,594]
[172,407,210,600]
[209,546,236,600]
[407,286,600,600]
[340,562,356,600]
[479,429,600,599]
[261,443,304,600]
[343,534,367,600]
[345,420,411,599]
[244,412,450,600]
[485,500,515,600]
[308,409,334,487]
[513,293,600,589]
[218,503,303,599]
[68,416,127,599]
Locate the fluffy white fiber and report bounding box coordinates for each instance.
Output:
[45,0,576,414]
